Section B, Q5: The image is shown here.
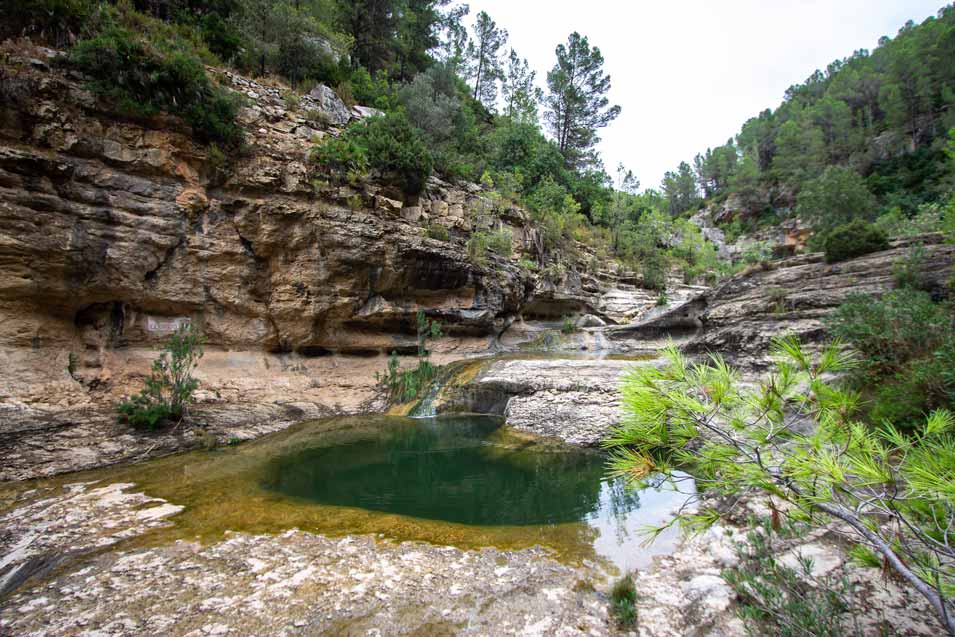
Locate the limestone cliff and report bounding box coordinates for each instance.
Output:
[0,46,625,477]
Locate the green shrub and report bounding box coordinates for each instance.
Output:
[467,232,490,266]
[829,289,955,429]
[68,25,243,147]
[486,229,513,257]
[117,323,204,429]
[376,311,443,403]
[610,575,637,628]
[425,224,449,241]
[723,523,856,636]
[829,289,949,378]
[892,244,930,291]
[352,113,432,195]
[821,220,888,263]
[0,0,98,46]
[560,316,579,334]
[311,135,369,185]
[604,338,955,633]
[640,250,668,291]
[655,291,668,307]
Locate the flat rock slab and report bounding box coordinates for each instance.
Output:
[0,483,610,636]
[469,358,657,446]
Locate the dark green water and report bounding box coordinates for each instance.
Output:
[261,415,619,526]
[11,413,692,574]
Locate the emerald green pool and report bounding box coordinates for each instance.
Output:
[10,414,693,575]
[261,415,620,526]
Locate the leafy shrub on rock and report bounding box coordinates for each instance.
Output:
[117,323,204,429]
[822,219,888,263]
[829,288,955,429]
[68,23,242,146]
[311,112,432,195]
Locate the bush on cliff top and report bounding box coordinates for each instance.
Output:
[312,111,432,195]
[68,19,243,147]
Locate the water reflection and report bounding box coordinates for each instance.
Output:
[13,414,694,575]
[261,415,694,570]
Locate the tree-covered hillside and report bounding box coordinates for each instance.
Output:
[663,4,955,242]
[1,0,736,289]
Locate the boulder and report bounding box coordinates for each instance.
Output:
[306,84,351,126]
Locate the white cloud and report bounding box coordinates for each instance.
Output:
[464,0,943,190]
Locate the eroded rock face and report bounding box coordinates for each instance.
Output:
[689,235,955,366]
[0,50,540,429]
[434,358,659,446]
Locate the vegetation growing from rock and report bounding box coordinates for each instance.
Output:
[313,111,432,194]
[377,310,442,403]
[605,338,955,635]
[117,323,204,429]
[821,219,890,263]
[62,3,244,147]
[723,519,858,636]
[610,574,637,628]
[829,286,955,429]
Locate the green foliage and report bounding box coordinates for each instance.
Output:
[669,8,955,228]
[610,575,638,628]
[655,291,668,307]
[829,288,955,429]
[544,32,621,170]
[848,544,882,569]
[604,338,955,634]
[0,0,99,47]
[822,219,888,263]
[560,316,579,334]
[425,223,449,241]
[464,11,508,109]
[893,244,931,291]
[117,323,204,429]
[352,113,432,195]
[796,166,878,232]
[68,18,243,146]
[467,229,512,265]
[723,522,857,636]
[311,134,369,185]
[232,0,347,87]
[312,112,432,194]
[377,311,443,403]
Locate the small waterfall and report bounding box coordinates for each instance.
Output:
[409,376,444,418]
[593,330,610,360]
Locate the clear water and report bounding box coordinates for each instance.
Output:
[259,415,693,571]
[6,414,693,575]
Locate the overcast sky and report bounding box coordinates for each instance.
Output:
[464,0,944,190]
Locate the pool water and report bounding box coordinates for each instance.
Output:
[11,415,694,575]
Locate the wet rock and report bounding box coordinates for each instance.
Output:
[440,358,659,445]
[0,482,611,636]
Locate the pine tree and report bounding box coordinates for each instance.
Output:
[662,161,699,216]
[501,49,542,123]
[544,32,620,170]
[465,11,507,109]
[338,0,397,73]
